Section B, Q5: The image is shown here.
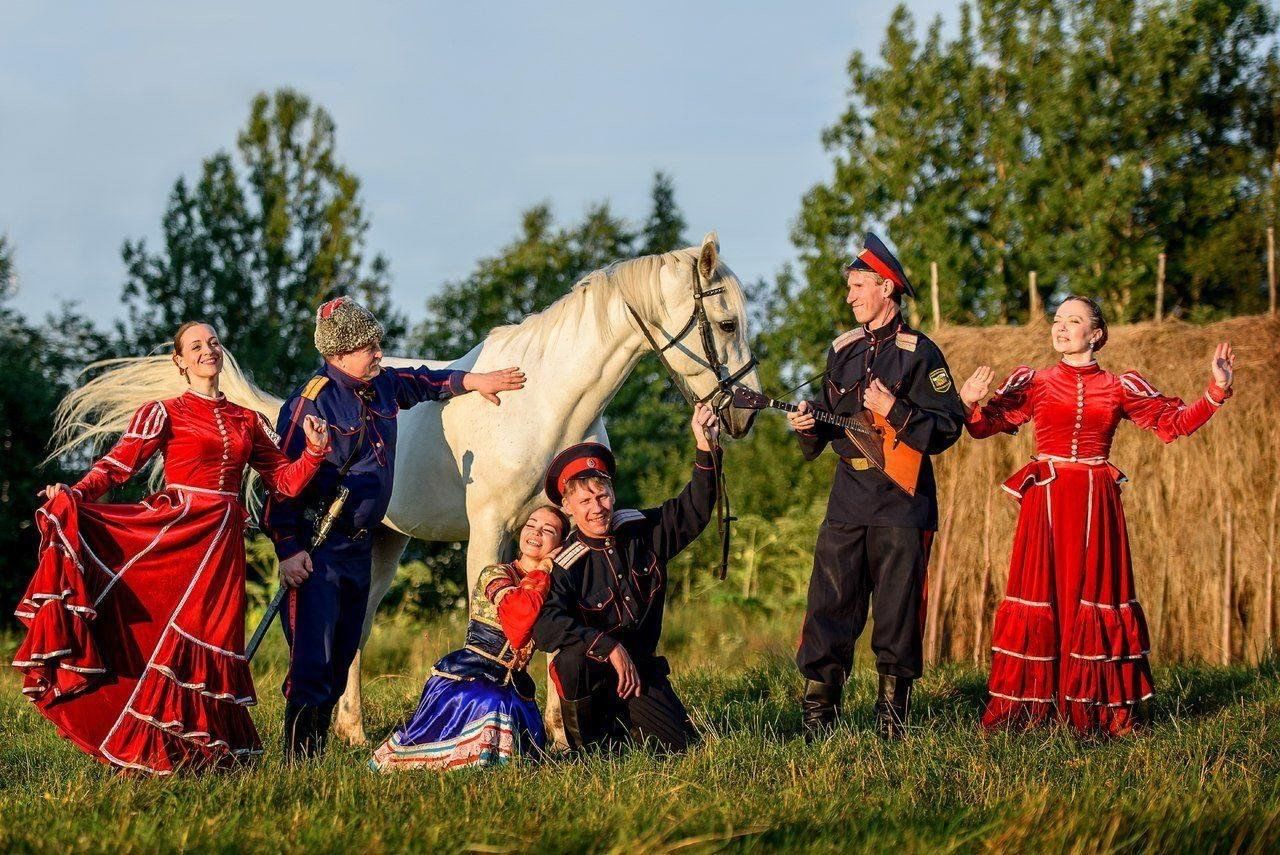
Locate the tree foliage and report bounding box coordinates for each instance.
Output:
[786,0,1279,374]
[120,88,404,390]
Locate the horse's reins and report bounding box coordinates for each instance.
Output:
[624,264,757,581]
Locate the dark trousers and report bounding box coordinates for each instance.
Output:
[281,541,372,707]
[550,643,697,753]
[796,522,932,686]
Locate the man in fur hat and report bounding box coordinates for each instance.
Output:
[263,296,525,760]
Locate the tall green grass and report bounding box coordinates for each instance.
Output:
[2,602,1278,853]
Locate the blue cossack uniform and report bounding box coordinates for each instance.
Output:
[263,362,466,715]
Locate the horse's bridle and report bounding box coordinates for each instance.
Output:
[624,264,758,413]
[623,261,757,580]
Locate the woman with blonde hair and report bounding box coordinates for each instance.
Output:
[961,296,1234,736]
[12,321,329,775]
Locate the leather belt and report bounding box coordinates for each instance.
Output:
[841,456,872,471]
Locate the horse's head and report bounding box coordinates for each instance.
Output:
[648,232,761,439]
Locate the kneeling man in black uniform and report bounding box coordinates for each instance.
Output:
[533,403,721,752]
[788,232,965,740]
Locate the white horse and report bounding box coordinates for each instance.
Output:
[51,232,761,745]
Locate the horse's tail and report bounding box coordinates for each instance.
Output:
[49,349,284,462]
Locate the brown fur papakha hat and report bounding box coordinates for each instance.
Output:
[314,296,385,356]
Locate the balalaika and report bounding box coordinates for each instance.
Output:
[731,385,922,495]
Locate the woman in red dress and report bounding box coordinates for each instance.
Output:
[12,321,330,774]
[960,296,1235,736]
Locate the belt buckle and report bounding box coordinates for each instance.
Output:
[843,456,871,471]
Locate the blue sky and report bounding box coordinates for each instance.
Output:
[1,1,957,332]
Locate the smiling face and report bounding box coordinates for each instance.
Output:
[845,270,897,325]
[173,323,224,381]
[1051,299,1102,357]
[518,507,566,561]
[328,341,383,382]
[561,478,615,539]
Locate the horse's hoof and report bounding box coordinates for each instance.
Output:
[334,722,369,746]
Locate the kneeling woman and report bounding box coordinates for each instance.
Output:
[371,506,569,771]
[960,296,1234,736]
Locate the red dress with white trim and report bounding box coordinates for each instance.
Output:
[967,360,1229,735]
[11,390,325,774]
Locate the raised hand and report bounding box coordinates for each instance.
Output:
[787,400,817,434]
[301,414,329,450]
[1211,342,1235,389]
[692,402,721,451]
[862,377,897,418]
[467,367,527,405]
[961,366,995,408]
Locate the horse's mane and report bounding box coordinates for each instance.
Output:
[484,250,689,360]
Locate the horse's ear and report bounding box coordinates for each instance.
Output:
[698,231,720,280]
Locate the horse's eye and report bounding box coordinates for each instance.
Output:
[718,320,738,334]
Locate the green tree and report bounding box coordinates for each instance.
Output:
[120,88,404,390]
[0,238,113,617]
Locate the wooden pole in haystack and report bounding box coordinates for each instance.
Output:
[1156,252,1166,324]
[1028,271,1040,321]
[1267,467,1278,649]
[973,488,994,665]
[1222,505,1234,666]
[1268,227,1276,316]
[931,262,941,331]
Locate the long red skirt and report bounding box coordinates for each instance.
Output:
[982,459,1154,736]
[11,488,261,775]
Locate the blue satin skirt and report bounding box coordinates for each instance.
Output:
[370,664,546,772]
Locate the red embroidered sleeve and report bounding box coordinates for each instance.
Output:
[496,569,552,650]
[1120,371,1229,443]
[966,366,1035,439]
[71,401,168,501]
[249,412,328,498]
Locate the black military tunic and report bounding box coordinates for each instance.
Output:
[532,447,720,751]
[795,313,965,684]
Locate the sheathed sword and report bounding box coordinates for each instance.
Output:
[245,486,349,662]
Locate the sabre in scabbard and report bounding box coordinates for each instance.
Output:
[245,485,350,662]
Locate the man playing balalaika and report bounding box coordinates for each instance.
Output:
[787,232,965,740]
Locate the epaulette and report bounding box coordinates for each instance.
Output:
[553,541,589,571]
[300,376,329,401]
[612,509,646,527]
[896,332,918,352]
[832,328,866,352]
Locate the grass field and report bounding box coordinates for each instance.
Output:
[3,603,1278,854]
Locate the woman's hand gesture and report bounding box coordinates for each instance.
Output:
[961,366,995,409]
[1211,342,1235,389]
[301,415,329,450]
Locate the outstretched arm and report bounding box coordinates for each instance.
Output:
[1122,344,1234,442]
[56,401,168,502]
[249,412,330,498]
[963,366,1035,439]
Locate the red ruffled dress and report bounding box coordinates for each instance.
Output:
[967,361,1230,735]
[12,390,326,774]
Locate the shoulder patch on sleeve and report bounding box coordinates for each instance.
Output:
[611,509,646,527]
[1119,371,1161,398]
[997,366,1036,396]
[832,327,866,352]
[301,376,330,401]
[896,332,919,352]
[928,367,953,393]
[553,541,589,571]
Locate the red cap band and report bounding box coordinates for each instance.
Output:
[857,248,902,289]
[557,456,608,497]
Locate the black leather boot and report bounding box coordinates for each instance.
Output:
[874,674,912,740]
[283,703,327,762]
[801,680,842,742]
[559,697,597,752]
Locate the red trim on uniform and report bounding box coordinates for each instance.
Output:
[283,586,297,699]
[918,530,935,638]
[549,659,566,699]
[858,248,903,288]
